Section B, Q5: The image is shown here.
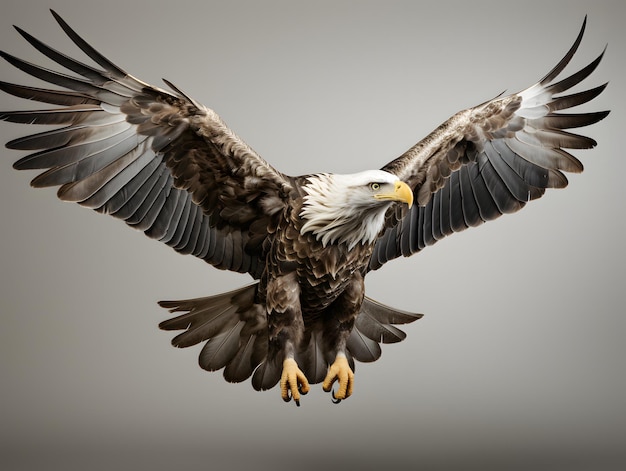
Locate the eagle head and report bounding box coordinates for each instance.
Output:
[299,170,413,249]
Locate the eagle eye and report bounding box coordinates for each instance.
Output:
[370,182,381,191]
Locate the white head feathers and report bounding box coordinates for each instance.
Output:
[299,170,407,249]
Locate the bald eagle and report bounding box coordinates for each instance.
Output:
[1,11,608,405]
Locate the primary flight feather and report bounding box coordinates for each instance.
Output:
[1,11,608,405]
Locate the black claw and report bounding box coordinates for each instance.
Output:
[284,388,302,406]
[331,388,342,404]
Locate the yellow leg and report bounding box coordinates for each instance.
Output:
[280,358,310,406]
[322,354,354,401]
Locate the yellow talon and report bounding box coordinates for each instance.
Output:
[280,358,310,406]
[322,355,354,401]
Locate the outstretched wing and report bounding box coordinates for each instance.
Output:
[1,10,293,278]
[370,18,608,270]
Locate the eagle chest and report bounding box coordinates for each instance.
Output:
[270,217,372,314]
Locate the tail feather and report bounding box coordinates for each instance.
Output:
[158,285,423,390]
[345,296,422,362]
[172,305,240,349]
[361,296,423,326]
[224,333,262,383]
[159,284,268,383]
[346,327,382,363]
[296,328,328,384]
[199,321,246,371]
[251,356,282,391]
[354,296,423,345]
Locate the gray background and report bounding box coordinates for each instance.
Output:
[1,1,624,470]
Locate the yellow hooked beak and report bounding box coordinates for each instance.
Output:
[374,181,414,208]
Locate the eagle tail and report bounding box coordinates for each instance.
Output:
[158,284,269,384]
[158,286,423,390]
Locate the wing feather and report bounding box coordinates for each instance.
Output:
[144,185,181,240]
[92,151,160,212]
[7,119,130,151]
[0,81,99,106]
[448,171,467,233]
[2,11,294,278]
[371,18,608,270]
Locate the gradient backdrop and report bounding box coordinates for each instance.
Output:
[1,1,624,470]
